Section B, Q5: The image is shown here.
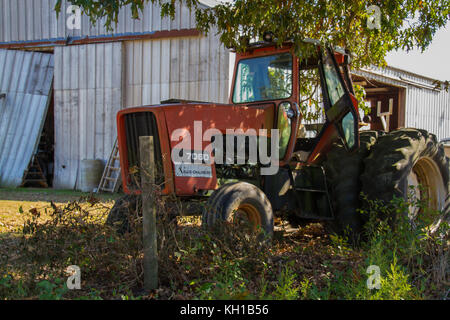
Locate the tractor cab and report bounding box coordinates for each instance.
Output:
[231,41,360,166]
[227,41,362,220]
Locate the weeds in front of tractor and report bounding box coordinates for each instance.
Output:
[357,193,449,299]
[307,191,449,300]
[0,190,448,300]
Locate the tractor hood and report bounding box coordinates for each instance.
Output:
[116,102,275,196]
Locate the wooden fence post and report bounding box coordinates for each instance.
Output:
[139,136,158,291]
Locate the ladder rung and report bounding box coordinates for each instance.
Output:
[107,167,120,171]
[101,188,114,192]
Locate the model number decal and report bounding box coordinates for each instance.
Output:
[185,152,210,162]
[173,149,211,164]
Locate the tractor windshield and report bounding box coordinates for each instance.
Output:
[233,53,292,103]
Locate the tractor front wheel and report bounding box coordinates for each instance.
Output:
[202,182,274,238]
[106,194,140,234]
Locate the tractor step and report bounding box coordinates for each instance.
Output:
[289,163,334,220]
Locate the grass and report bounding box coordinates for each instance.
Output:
[0,188,119,236]
[0,188,448,300]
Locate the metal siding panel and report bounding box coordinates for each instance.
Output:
[86,88,96,159]
[199,43,210,101]
[16,0,25,41]
[169,38,180,100]
[404,84,449,141]
[151,40,161,104]
[188,37,198,99]
[208,34,219,102]
[1,93,27,181]
[53,89,63,183]
[25,0,34,41]
[160,39,170,102]
[1,0,199,43]
[123,35,230,108]
[53,42,122,189]
[0,2,3,42]
[54,47,63,90]
[8,94,44,179]
[94,80,104,160]
[2,0,11,42]
[10,0,18,41]
[78,88,87,164]
[62,46,71,90]
[0,49,54,187]
[41,0,50,40]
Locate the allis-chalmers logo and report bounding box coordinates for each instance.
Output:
[170,121,281,176]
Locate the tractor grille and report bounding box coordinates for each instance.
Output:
[123,112,164,190]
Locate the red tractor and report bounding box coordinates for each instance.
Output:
[107,39,449,239]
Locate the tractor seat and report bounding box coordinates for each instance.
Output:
[294,137,318,152]
[292,138,318,162]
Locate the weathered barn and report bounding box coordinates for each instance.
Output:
[0,0,230,189]
[0,0,448,191]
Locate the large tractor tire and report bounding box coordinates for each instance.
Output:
[202,182,274,238]
[324,130,380,239]
[106,194,141,234]
[361,128,449,231]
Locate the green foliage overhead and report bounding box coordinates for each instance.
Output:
[56,0,450,69]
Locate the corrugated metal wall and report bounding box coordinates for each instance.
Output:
[52,35,230,190]
[0,0,197,43]
[353,67,450,141]
[53,42,123,189]
[124,35,229,107]
[0,49,54,187]
[404,84,450,142]
[0,0,231,190]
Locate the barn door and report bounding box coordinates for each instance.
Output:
[0,49,54,187]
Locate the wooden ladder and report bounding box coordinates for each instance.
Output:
[21,155,49,188]
[97,139,121,193]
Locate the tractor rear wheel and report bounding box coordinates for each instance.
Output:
[324,130,380,240]
[202,182,274,238]
[361,128,449,232]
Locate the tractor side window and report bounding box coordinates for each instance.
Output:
[233,53,292,103]
[341,111,356,149]
[322,53,346,106]
[321,48,359,152]
[298,65,325,139]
